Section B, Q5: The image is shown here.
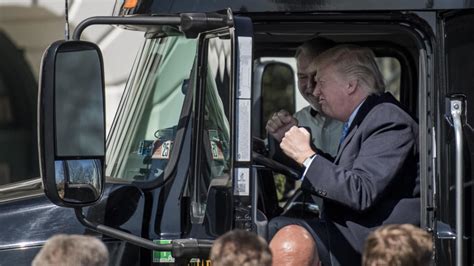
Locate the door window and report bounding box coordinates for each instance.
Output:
[191,35,232,223]
[376,57,401,100]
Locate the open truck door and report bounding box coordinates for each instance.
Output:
[436,11,474,266]
[38,10,257,264]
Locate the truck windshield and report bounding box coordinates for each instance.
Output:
[106,35,197,182]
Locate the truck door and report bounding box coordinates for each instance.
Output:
[187,16,255,237]
[438,11,474,266]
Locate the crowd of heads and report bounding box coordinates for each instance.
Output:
[210,223,432,266]
[32,224,432,266]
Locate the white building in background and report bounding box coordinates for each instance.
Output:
[0,0,143,131]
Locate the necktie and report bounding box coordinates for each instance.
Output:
[340,122,349,144]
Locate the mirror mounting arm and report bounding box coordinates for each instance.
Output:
[74,208,213,258]
[72,16,181,40]
[73,12,234,41]
[74,207,171,251]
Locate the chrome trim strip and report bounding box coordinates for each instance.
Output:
[0,240,46,250]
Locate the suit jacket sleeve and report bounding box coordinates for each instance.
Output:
[304,104,418,212]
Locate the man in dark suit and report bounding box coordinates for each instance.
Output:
[268,44,419,266]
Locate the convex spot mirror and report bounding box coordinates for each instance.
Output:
[39,40,105,207]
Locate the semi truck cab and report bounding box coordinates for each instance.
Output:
[1,0,473,265]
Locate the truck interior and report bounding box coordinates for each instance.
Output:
[247,15,423,222]
[248,15,469,264]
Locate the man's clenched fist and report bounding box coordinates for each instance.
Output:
[265,110,298,142]
[280,126,315,165]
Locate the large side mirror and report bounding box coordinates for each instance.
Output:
[39,40,106,207]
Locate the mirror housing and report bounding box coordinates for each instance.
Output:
[39,40,106,207]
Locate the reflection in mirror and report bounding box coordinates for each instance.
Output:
[55,159,102,203]
[55,48,105,157]
[261,63,295,138]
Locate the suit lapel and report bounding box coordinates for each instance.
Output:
[333,92,406,163]
[334,93,386,163]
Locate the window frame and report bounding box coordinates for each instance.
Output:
[190,28,234,224]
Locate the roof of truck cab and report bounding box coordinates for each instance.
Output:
[116,0,473,15]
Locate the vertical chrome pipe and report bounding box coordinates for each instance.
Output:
[450,99,464,266]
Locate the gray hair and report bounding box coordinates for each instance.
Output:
[295,37,336,60]
[32,234,109,266]
[315,44,385,94]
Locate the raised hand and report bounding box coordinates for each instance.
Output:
[280,126,315,165]
[265,109,298,142]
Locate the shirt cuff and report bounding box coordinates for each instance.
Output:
[300,154,317,180]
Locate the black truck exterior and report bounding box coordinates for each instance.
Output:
[0,0,473,265]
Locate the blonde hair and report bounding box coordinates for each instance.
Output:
[32,234,109,266]
[210,230,272,266]
[362,224,433,266]
[315,44,385,95]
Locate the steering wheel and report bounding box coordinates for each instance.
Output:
[252,151,301,180]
